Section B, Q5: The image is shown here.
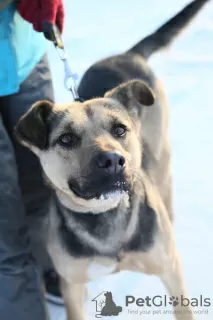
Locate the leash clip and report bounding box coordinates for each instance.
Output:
[55,46,79,100]
[43,23,80,100]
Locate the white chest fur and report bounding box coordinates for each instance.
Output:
[48,236,118,284]
[87,259,118,282]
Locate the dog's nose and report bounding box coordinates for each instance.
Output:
[96,151,125,174]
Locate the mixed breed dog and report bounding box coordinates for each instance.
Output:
[14,0,210,319]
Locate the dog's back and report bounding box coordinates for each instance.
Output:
[78,0,209,220]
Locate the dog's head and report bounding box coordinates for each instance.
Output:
[14,80,154,213]
[104,291,113,300]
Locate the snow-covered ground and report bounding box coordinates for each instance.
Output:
[47,0,213,319]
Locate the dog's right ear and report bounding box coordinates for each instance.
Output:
[14,100,53,153]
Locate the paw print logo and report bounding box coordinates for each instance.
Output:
[169,296,179,307]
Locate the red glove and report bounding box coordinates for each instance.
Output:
[17,0,65,34]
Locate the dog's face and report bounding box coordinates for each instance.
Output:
[15,80,154,213]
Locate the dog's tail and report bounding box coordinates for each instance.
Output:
[128,0,210,59]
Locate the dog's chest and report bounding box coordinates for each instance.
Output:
[50,244,119,283]
[87,259,118,281]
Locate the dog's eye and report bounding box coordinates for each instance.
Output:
[58,134,78,147]
[112,124,127,137]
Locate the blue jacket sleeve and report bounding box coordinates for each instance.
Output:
[0,2,47,97]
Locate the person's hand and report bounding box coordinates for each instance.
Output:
[17,0,64,34]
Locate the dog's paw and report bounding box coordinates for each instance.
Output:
[169,296,179,307]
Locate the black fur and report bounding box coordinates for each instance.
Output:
[14,100,53,150]
[78,55,156,101]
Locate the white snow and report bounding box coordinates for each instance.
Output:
[47,0,213,319]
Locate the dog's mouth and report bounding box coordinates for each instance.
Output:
[69,180,129,201]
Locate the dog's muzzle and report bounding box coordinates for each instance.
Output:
[68,151,129,200]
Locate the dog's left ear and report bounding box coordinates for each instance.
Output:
[104,79,155,115]
[14,100,54,153]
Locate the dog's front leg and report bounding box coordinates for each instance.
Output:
[160,251,194,320]
[149,218,194,319]
[120,220,194,319]
[61,279,85,320]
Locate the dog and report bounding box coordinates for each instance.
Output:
[14,1,209,319]
[101,291,122,316]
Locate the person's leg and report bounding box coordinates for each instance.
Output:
[0,112,48,319]
[1,54,54,273]
[0,54,59,319]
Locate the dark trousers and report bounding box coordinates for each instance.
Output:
[0,55,54,320]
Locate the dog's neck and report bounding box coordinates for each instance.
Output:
[47,176,156,259]
[52,192,136,258]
